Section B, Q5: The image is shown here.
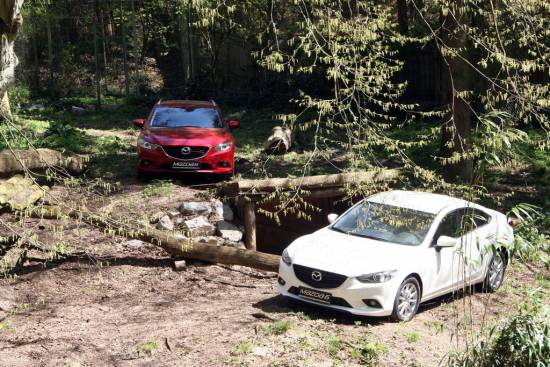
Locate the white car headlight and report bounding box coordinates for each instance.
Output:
[214,141,233,151]
[281,248,292,266]
[139,138,160,150]
[356,270,397,283]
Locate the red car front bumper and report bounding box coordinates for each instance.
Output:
[137,145,234,175]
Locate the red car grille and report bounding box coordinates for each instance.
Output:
[162,146,209,160]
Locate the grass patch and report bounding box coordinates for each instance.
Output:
[404,331,420,343]
[265,320,291,335]
[235,341,252,355]
[350,341,387,366]
[138,340,158,355]
[143,179,174,197]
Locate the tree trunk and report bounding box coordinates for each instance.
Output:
[439,0,473,182]
[0,0,24,119]
[33,206,280,272]
[264,126,292,154]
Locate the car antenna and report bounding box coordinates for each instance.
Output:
[156,99,162,105]
[210,99,217,107]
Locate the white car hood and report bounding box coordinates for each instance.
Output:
[289,228,416,277]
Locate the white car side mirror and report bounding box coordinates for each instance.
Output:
[436,235,457,248]
[327,213,338,224]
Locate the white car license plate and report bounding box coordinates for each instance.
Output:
[298,287,332,304]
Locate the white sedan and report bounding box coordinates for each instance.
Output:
[277,190,513,321]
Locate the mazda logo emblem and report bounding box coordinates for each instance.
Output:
[181,147,191,155]
[311,271,322,281]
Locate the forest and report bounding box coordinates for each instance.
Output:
[0,0,548,366]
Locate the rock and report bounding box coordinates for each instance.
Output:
[137,219,150,228]
[212,200,234,222]
[179,202,212,216]
[123,239,146,249]
[168,211,181,219]
[27,103,45,112]
[216,221,243,242]
[174,260,187,271]
[182,216,215,237]
[149,211,165,224]
[71,106,89,114]
[156,215,174,231]
[0,176,47,211]
[174,217,185,228]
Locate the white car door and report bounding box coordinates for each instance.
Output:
[424,209,464,298]
[460,208,494,283]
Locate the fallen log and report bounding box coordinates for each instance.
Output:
[0,148,87,176]
[32,206,280,272]
[264,126,292,154]
[221,169,401,196]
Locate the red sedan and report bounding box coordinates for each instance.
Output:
[133,100,240,177]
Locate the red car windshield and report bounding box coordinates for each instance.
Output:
[150,107,222,128]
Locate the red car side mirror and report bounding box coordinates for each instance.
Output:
[228,120,240,129]
[133,119,145,128]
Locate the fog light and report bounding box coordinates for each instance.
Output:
[278,277,286,286]
[363,299,382,308]
[218,161,230,168]
[141,160,151,166]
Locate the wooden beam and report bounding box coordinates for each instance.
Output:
[220,169,401,196]
[244,200,257,251]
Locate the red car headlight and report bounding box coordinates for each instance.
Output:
[214,141,233,152]
[139,138,160,150]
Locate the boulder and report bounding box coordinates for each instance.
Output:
[212,200,234,222]
[179,202,212,216]
[216,221,243,242]
[182,216,215,237]
[156,215,174,231]
[0,176,47,211]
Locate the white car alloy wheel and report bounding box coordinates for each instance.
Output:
[485,252,506,292]
[391,277,420,322]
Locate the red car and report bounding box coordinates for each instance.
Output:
[133,100,240,177]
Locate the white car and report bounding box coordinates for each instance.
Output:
[277,190,513,321]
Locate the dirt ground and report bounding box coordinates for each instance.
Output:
[0,184,548,367]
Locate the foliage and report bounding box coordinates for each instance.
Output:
[38,121,92,153]
[350,340,387,366]
[508,204,550,266]
[447,298,550,367]
[143,180,174,198]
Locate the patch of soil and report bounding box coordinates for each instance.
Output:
[0,234,546,367]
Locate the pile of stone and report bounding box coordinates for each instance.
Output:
[147,199,245,249]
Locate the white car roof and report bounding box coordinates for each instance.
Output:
[368,190,470,215]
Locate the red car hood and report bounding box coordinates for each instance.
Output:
[143,127,232,147]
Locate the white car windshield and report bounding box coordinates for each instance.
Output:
[331,201,435,246]
[151,107,222,128]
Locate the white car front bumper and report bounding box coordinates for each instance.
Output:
[277,261,401,317]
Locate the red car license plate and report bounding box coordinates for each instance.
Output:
[172,161,200,170]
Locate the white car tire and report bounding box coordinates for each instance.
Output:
[483,251,506,292]
[391,277,421,322]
